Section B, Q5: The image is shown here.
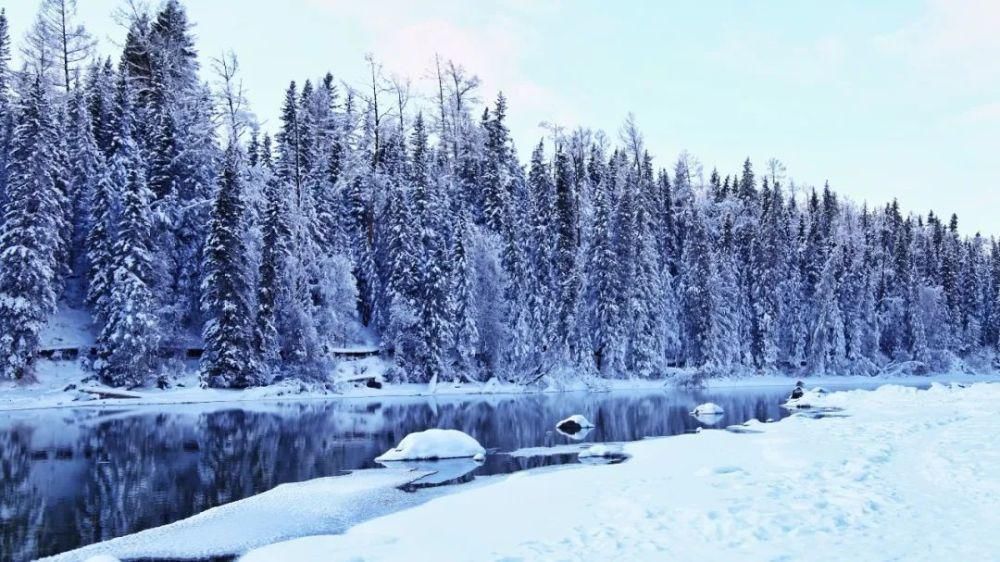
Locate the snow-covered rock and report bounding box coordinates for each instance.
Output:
[556,414,595,435]
[375,429,486,462]
[577,443,628,464]
[691,402,724,416]
[578,443,623,458]
[782,389,827,410]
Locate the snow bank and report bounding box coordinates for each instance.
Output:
[690,402,724,415]
[374,429,486,462]
[578,443,626,460]
[241,383,1000,562]
[506,443,592,458]
[43,469,432,562]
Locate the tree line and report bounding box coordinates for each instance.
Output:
[0,1,997,388]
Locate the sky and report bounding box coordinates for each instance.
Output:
[4,0,999,235]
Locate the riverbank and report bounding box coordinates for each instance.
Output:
[2,356,998,413]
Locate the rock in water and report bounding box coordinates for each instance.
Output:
[556,414,595,434]
[691,402,724,416]
[375,429,486,462]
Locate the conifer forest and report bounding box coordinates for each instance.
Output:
[1,0,998,390]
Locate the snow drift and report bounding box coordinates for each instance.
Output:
[374,429,486,462]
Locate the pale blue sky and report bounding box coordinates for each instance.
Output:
[5,0,999,234]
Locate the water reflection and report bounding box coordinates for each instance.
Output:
[0,385,820,561]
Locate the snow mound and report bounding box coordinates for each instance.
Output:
[375,429,486,462]
[578,443,625,459]
[691,402,724,416]
[556,414,595,434]
[83,556,121,562]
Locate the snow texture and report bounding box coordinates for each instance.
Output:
[43,469,432,561]
[240,383,1000,562]
[374,428,486,462]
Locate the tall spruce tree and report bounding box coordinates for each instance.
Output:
[201,143,260,388]
[0,76,63,380]
[98,169,158,387]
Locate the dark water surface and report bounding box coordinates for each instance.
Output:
[0,382,899,561]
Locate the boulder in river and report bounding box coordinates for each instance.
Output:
[375,429,486,462]
[556,414,595,435]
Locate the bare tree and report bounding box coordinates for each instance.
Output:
[22,0,95,92]
[390,73,411,136]
[619,113,645,172]
[362,54,394,170]
[767,157,787,186]
[212,51,252,143]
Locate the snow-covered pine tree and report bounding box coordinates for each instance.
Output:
[201,142,260,388]
[64,85,101,304]
[480,94,512,235]
[680,207,713,368]
[255,176,290,364]
[409,114,450,381]
[448,209,480,379]
[87,70,143,327]
[0,9,13,207]
[526,140,556,357]
[97,168,158,387]
[85,58,116,158]
[0,75,64,380]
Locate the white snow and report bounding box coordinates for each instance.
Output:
[82,556,120,562]
[374,429,486,462]
[240,383,1000,562]
[691,402,724,415]
[577,443,625,459]
[39,306,96,349]
[558,414,595,428]
[43,469,433,562]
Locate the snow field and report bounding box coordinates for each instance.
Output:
[241,383,1000,561]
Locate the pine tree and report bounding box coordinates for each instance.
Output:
[410,115,449,381]
[553,143,579,349]
[255,176,290,364]
[64,86,101,302]
[201,143,260,388]
[481,94,512,235]
[87,70,142,326]
[0,76,63,380]
[0,9,13,207]
[449,210,479,378]
[527,140,556,353]
[98,169,158,387]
